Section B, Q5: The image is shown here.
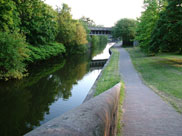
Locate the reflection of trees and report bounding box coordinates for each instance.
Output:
[52,54,89,100]
[91,44,106,59]
[90,36,108,59]
[0,45,107,136]
[0,77,61,136]
[0,54,90,136]
[0,58,66,136]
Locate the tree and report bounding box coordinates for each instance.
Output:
[135,0,162,53]
[0,32,29,80]
[112,18,137,45]
[56,4,75,46]
[79,16,96,27]
[15,0,58,45]
[150,0,182,53]
[56,4,88,54]
[0,0,20,32]
[75,23,88,45]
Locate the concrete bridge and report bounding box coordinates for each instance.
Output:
[88,27,112,36]
[89,59,108,71]
[90,59,108,67]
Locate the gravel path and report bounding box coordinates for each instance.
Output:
[118,47,182,136]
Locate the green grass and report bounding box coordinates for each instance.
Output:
[94,48,121,96]
[116,82,125,136]
[126,47,182,112]
[93,47,125,135]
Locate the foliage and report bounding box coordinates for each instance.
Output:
[136,0,182,54]
[0,0,20,32]
[75,22,88,45]
[112,18,137,45]
[0,1,91,80]
[135,0,163,53]
[26,43,65,63]
[91,35,99,48]
[99,35,108,46]
[16,0,58,45]
[0,32,29,80]
[91,35,108,49]
[79,17,93,42]
[79,16,96,27]
[56,4,88,54]
[150,0,182,53]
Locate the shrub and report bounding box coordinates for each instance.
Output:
[91,35,99,48]
[27,43,66,63]
[112,18,137,46]
[0,32,29,80]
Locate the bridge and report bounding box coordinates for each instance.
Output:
[90,59,108,70]
[88,27,112,36]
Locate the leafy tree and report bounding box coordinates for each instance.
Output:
[150,0,182,53]
[15,0,58,45]
[0,0,20,32]
[56,4,74,46]
[91,35,99,48]
[135,0,163,53]
[75,22,88,45]
[112,18,137,45]
[56,4,88,54]
[79,16,96,27]
[79,17,92,42]
[0,32,29,80]
[135,0,168,53]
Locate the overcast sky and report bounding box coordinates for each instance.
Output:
[45,0,144,27]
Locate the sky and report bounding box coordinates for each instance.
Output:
[45,0,144,27]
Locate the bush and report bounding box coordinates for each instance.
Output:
[56,4,88,54]
[0,32,29,80]
[91,35,99,48]
[27,43,66,62]
[91,35,108,48]
[112,18,137,46]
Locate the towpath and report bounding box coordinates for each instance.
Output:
[117,46,182,136]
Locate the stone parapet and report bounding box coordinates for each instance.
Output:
[25,83,121,136]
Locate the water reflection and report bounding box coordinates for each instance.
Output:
[0,43,112,136]
[93,42,115,60]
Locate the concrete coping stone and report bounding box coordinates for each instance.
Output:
[25,83,121,136]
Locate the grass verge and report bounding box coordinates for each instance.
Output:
[94,47,125,135]
[116,81,125,136]
[126,47,182,113]
[94,48,121,96]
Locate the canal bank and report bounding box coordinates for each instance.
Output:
[25,42,124,136]
[84,42,121,102]
[0,42,114,136]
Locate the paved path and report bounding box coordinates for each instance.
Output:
[118,47,182,136]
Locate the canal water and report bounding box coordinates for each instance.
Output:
[0,42,114,136]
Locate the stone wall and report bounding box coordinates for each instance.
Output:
[25,83,121,136]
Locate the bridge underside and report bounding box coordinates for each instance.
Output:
[89,30,111,35]
[88,27,112,36]
[90,59,107,68]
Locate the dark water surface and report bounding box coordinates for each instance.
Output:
[0,43,114,136]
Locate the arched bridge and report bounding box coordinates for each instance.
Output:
[88,27,112,36]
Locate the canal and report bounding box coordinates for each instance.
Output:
[0,42,114,136]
